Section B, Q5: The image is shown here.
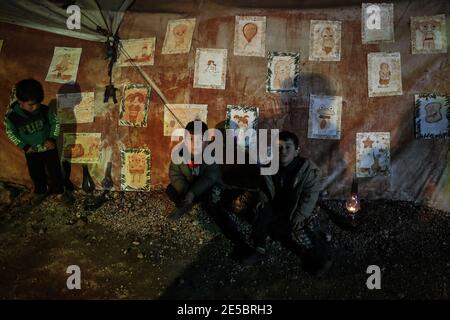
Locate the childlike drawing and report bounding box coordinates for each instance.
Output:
[233,114,250,129]
[371,151,382,173]
[424,102,443,123]
[87,140,99,157]
[418,20,440,50]
[64,143,84,158]
[378,62,391,87]
[359,151,374,174]
[128,153,146,183]
[233,114,252,147]
[205,60,217,74]
[317,105,335,130]
[321,26,335,54]
[52,53,72,80]
[126,45,152,63]
[123,92,146,124]
[273,60,293,89]
[243,23,258,43]
[362,136,374,148]
[173,23,188,48]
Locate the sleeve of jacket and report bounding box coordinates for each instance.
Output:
[293,164,321,219]
[4,116,28,150]
[169,161,190,195]
[47,109,60,140]
[189,163,221,198]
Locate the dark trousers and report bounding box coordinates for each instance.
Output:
[252,202,332,274]
[25,148,65,195]
[166,184,247,246]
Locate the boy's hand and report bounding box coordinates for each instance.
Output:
[25,147,36,154]
[44,139,56,150]
[182,192,195,207]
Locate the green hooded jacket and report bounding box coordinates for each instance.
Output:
[4,101,60,152]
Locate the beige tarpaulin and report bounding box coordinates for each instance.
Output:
[0,0,133,41]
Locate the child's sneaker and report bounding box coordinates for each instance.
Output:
[57,191,75,206]
[168,205,191,220]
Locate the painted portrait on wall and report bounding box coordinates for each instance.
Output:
[45,47,82,83]
[225,105,259,149]
[411,14,447,54]
[62,133,101,164]
[308,95,342,140]
[267,52,300,93]
[162,18,196,54]
[121,148,151,191]
[356,132,391,178]
[415,94,450,139]
[117,37,156,66]
[309,20,341,61]
[163,104,208,136]
[367,52,403,97]
[119,84,151,127]
[193,48,227,90]
[57,92,95,124]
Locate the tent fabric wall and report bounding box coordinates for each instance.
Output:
[0,0,133,42]
[0,0,449,212]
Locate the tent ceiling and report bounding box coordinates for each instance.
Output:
[46,0,407,13]
[126,0,408,11]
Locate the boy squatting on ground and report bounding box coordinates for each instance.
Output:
[165,122,333,275]
[241,131,334,275]
[4,79,73,206]
[166,121,250,249]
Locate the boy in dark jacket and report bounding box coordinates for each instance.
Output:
[4,79,73,205]
[166,121,222,218]
[243,131,333,275]
[166,121,247,249]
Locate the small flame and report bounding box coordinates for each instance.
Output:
[346,194,360,214]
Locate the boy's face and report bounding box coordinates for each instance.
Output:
[19,100,40,113]
[185,132,208,159]
[278,138,299,167]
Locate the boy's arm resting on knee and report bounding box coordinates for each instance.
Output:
[169,162,190,195]
[189,164,221,198]
[4,117,29,151]
[292,167,321,222]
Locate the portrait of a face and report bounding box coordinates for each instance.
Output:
[121,149,151,191]
[162,18,196,54]
[321,27,335,54]
[173,23,188,48]
[119,84,150,127]
[273,60,294,89]
[267,52,299,93]
[309,20,341,61]
[411,14,447,54]
[124,92,146,124]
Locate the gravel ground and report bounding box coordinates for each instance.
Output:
[0,189,449,299]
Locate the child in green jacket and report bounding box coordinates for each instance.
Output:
[4,79,72,205]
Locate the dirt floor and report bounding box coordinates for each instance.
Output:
[0,188,449,300]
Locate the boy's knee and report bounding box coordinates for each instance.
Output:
[166,184,184,205]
